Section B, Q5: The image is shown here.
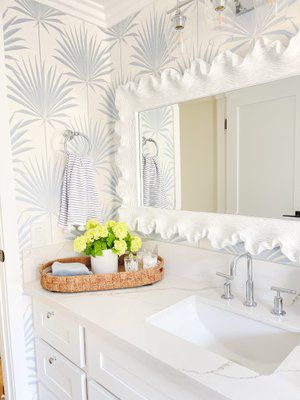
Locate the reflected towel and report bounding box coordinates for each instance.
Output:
[58,153,102,230]
[142,154,168,208]
[51,261,91,276]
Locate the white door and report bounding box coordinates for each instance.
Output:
[226,76,300,218]
[0,10,30,399]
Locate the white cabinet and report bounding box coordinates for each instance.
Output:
[86,330,170,400]
[38,383,58,400]
[36,339,87,400]
[33,299,85,367]
[33,298,210,400]
[88,380,119,400]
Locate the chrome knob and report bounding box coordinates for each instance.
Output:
[48,357,56,365]
[46,311,54,319]
[216,272,234,300]
[270,286,297,316]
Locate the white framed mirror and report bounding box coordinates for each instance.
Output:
[137,76,300,219]
[115,34,300,264]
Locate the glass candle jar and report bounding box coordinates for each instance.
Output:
[124,253,139,272]
[142,251,158,269]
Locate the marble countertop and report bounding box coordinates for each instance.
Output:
[24,242,300,400]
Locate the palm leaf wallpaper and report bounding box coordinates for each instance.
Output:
[10,0,64,32]
[99,73,133,122]
[2,15,27,60]
[15,158,63,218]
[2,0,300,397]
[7,59,76,126]
[10,118,33,163]
[130,11,177,75]
[55,26,112,91]
[100,11,139,49]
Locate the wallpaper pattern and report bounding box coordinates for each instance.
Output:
[2,0,300,397]
[139,106,177,209]
[3,1,116,397]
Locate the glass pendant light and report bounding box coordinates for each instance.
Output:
[171,1,187,52]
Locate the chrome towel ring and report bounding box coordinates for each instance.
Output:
[63,129,92,155]
[142,137,159,157]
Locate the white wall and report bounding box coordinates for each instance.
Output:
[180,98,217,212]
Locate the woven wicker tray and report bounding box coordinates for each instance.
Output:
[40,256,164,293]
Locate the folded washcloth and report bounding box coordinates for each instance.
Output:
[51,261,91,276]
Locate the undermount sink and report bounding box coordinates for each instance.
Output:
[147,296,300,375]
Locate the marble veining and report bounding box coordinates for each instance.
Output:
[25,241,300,400]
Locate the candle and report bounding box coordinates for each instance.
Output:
[143,254,157,269]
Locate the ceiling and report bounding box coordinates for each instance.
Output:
[39,0,155,27]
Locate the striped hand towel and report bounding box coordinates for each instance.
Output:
[58,153,102,231]
[142,154,168,208]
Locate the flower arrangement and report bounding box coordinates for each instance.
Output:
[73,219,142,257]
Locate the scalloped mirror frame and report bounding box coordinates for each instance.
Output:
[115,33,300,264]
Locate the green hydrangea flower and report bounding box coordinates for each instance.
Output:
[131,236,142,253]
[73,236,87,253]
[85,219,100,230]
[112,222,128,239]
[114,239,127,256]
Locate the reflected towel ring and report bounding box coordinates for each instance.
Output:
[63,129,92,155]
[142,137,159,157]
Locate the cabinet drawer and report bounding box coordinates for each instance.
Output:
[86,330,170,400]
[33,299,85,367]
[88,380,118,400]
[36,339,87,400]
[38,383,58,400]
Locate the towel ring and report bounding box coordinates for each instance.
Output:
[63,129,92,155]
[142,137,159,157]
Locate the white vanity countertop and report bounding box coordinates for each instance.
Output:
[24,242,300,400]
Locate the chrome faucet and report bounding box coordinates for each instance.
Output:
[230,252,257,307]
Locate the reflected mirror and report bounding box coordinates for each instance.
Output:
[138,75,300,219]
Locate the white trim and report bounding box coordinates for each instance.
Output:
[103,0,154,27]
[172,104,182,210]
[216,95,226,213]
[136,112,143,207]
[115,34,300,264]
[36,0,154,27]
[0,15,30,400]
[36,0,106,27]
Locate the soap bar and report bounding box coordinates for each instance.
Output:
[51,261,91,276]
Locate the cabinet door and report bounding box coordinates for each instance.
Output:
[36,339,87,400]
[38,383,58,400]
[88,380,118,400]
[33,299,85,367]
[86,330,172,400]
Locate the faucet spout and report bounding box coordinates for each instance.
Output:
[230,252,257,307]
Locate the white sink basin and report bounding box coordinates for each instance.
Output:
[147,296,300,375]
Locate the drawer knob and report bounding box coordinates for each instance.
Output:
[46,311,54,319]
[48,357,56,365]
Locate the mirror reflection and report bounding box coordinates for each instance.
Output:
[138,75,300,219]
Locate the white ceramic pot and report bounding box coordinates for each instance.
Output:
[91,249,118,274]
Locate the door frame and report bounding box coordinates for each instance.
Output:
[0,13,31,400]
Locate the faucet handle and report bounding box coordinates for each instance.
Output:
[216,272,233,300]
[271,286,297,296]
[270,286,297,316]
[216,271,233,280]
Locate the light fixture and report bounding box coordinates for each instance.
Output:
[167,0,254,33]
[167,0,253,22]
[171,4,187,30]
[170,1,187,51]
[212,0,227,12]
